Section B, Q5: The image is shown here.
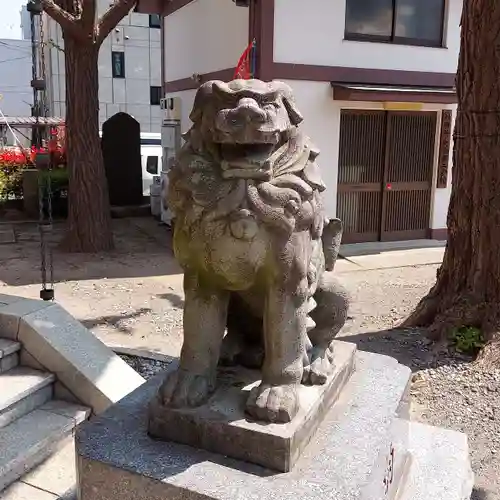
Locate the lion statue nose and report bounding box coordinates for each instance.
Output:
[230,98,267,125]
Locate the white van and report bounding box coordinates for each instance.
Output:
[99,131,163,197]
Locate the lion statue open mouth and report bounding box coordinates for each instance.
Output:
[159,79,350,424]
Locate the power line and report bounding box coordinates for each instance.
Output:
[0,85,33,89]
[0,55,31,65]
[0,40,32,55]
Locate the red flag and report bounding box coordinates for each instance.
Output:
[234,39,256,80]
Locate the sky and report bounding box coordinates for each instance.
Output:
[0,0,25,39]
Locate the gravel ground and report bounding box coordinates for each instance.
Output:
[412,363,500,498]
[118,353,172,379]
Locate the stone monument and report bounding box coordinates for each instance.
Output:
[76,80,474,500]
[147,79,351,470]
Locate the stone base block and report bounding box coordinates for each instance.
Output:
[76,348,422,500]
[148,341,356,472]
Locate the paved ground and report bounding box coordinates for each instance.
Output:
[0,218,495,498]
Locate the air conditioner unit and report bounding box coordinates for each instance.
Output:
[160,97,182,121]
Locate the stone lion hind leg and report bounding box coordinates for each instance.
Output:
[305,273,350,385]
[159,272,229,408]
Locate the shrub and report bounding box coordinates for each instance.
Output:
[449,326,485,355]
[0,149,32,200]
[0,147,67,202]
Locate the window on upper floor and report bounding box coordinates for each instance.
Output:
[112,51,125,78]
[150,86,162,106]
[345,0,446,48]
[149,14,161,28]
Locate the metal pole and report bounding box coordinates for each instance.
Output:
[28,0,54,302]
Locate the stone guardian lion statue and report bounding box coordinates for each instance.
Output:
[160,79,350,424]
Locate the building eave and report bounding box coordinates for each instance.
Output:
[134,0,194,15]
[331,83,457,104]
[134,0,165,15]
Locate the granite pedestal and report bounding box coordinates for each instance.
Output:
[76,341,473,500]
[148,342,356,472]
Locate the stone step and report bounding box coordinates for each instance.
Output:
[400,421,474,500]
[0,482,60,499]
[1,438,77,500]
[0,480,76,500]
[0,340,20,374]
[361,415,414,500]
[0,400,90,492]
[0,368,55,429]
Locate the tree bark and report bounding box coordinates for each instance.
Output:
[41,0,136,252]
[403,0,500,359]
[61,36,114,252]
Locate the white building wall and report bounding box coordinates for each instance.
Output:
[0,39,33,117]
[164,0,248,82]
[20,5,31,41]
[280,81,341,219]
[273,0,462,74]
[45,0,163,133]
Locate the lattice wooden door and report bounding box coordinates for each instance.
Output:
[381,111,436,241]
[337,110,437,243]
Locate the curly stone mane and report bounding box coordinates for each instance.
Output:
[168,80,327,240]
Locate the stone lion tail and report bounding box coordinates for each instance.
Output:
[322,218,343,272]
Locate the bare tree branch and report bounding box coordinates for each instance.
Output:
[95,0,137,46]
[41,0,87,41]
[81,0,97,34]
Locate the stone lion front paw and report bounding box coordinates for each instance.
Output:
[159,369,216,408]
[302,345,335,386]
[245,383,299,423]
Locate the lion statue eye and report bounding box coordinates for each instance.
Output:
[263,102,280,109]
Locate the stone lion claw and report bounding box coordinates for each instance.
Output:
[159,369,216,408]
[245,383,299,424]
[302,345,336,386]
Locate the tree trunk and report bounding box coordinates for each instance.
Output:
[403,0,500,357]
[61,36,114,252]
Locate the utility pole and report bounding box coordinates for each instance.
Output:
[27,0,45,148]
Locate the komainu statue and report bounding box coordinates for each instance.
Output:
[161,79,350,424]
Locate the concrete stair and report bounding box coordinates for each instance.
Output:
[0,340,20,375]
[353,351,473,500]
[400,421,474,500]
[0,338,90,499]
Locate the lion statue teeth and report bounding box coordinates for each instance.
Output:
[160,79,350,424]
